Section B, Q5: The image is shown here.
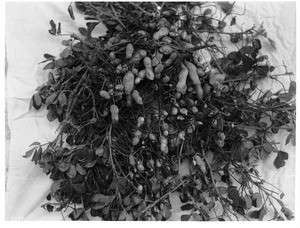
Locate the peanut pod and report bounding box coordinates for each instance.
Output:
[176,63,189,94]
[110,58,121,66]
[197,67,206,77]
[126,93,133,107]
[162,36,172,43]
[99,90,110,100]
[132,90,143,105]
[115,84,124,91]
[129,155,136,166]
[135,69,146,84]
[152,52,163,67]
[108,36,120,44]
[153,26,169,40]
[160,136,168,154]
[185,60,203,99]
[194,155,207,173]
[143,57,154,80]
[154,64,164,79]
[123,71,135,94]
[126,43,134,59]
[116,64,122,74]
[110,104,119,122]
[162,76,170,83]
[132,136,140,146]
[159,45,174,55]
[193,50,203,67]
[164,52,178,68]
[109,52,116,60]
[190,5,201,17]
[129,49,147,64]
[209,72,226,85]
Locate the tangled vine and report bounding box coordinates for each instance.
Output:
[24,2,295,221]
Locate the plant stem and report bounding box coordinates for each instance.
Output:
[137,179,188,219]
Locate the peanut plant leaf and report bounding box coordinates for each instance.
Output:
[259,149,269,160]
[227,51,242,63]
[86,22,99,38]
[244,194,252,209]
[29,95,34,110]
[118,210,133,221]
[57,22,61,35]
[288,81,296,96]
[274,151,289,169]
[31,148,42,164]
[73,184,86,194]
[46,204,54,212]
[33,93,42,109]
[203,9,212,15]
[47,106,58,122]
[218,21,227,29]
[72,208,84,220]
[57,92,68,107]
[281,206,294,220]
[192,213,202,221]
[43,62,55,70]
[274,156,285,169]
[91,194,114,209]
[131,194,141,205]
[181,204,194,211]
[258,207,267,221]
[230,16,236,26]
[285,133,294,145]
[247,210,260,219]
[75,2,87,12]
[30,141,41,147]
[291,135,295,146]
[60,48,71,58]
[48,19,56,35]
[85,160,97,168]
[23,147,36,158]
[51,180,63,193]
[219,2,234,14]
[252,193,262,208]
[207,201,215,210]
[47,72,55,84]
[44,53,54,59]
[279,151,288,159]
[45,93,57,106]
[78,27,88,37]
[181,214,191,221]
[268,38,277,49]
[240,46,255,55]
[262,141,275,153]
[68,5,75,20]
[67,164,77,178]
[75,163,87,175]
[55,59,68,67]
[278,93,293,102]
[216,186,227,195]
[58,161,70,172]
[62,39,72,46]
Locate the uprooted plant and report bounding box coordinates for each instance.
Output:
[24,2,295,221]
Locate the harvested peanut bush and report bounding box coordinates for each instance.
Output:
[25,2,295,221]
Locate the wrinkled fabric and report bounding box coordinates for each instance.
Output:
[5,2,295,221]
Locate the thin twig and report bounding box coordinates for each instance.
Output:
[137,179,188,219]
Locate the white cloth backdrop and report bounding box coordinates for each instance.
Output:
[5,2,296,221]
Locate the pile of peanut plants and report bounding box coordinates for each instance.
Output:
[24,2,295,221]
